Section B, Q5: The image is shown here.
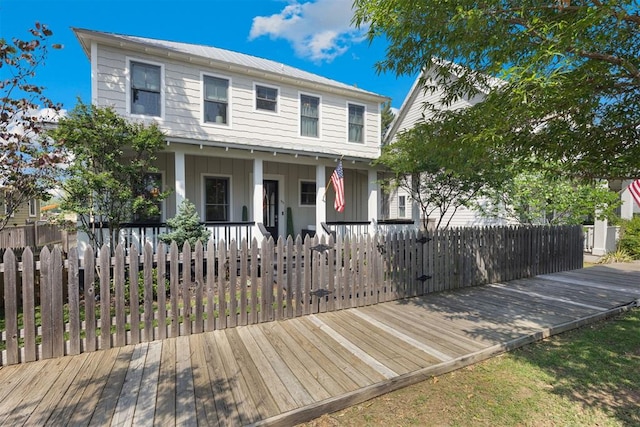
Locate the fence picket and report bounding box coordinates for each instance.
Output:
[99,245,111,350]
[67,248,80,356]
[21,248,36,362]
[84,247,96,352]
[3,249,18,364]
[249,238,259,324]
[129,245,140,344]
[144,242,155,341]
[157,243,167,339]
[205,240,215,332]
[194,241,204,334]
[169,242,180,337]
[240,238,249,325]
[114,244,126,347]
[41,246,52,358]
[228,240,238,327]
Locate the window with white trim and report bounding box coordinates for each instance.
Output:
[300,94,319,137]
[256,85,278,112]
[398,195,406,218]
[348,103,365,143]
[204,75,229,125]
[300,181,316,206]
[28,199,37,217]
[131,61,161,116]
[205,176,229,221]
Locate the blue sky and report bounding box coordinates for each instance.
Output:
[0,0,416,112]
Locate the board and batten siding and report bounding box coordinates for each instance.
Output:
[95,45,381,159]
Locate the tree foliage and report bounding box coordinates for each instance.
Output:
[0,23,63,230]
[48,102,168,249]
[353,0,640,179]
[380,100,395,136]
[476,167,621,226]
[159,199,211,248]
[377,121,512,228]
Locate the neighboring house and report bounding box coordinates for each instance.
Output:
[73,28,391,247]
[383,63,510,229]
[1,191,41,227]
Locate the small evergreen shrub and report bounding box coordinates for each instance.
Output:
[617,216,640,260]
[159,199,211,248]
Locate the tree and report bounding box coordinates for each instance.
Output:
[353,1,640,179]
[380,100,395,136]
[377,119,512,229]
[159,199,211,247]
[0,23,64,231]
[476,167,621,226]
[48,102,168,250]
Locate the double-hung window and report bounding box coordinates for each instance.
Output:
[300,181,316,206]
[28,199,37,217]
[398,195,406,218]
[204,76,229,124]
[205,177,229,221]
[300,94,319,138]
[348,103,365,143]
[256,85,278,112]
[131,61,161,116]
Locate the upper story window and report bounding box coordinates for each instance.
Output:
[348,103,365,143]
[131,61,161,117]
[204,75,229,125]
[300,94,319,138]
[256,84,278,112]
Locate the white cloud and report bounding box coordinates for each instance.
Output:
[249,0,366,63]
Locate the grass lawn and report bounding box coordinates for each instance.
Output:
[301,307,640,427]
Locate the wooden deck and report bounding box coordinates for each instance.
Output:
[0,262,638,426]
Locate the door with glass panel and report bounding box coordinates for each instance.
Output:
[263,180,278,237]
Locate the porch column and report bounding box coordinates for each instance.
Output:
[253,159,264,236]
[368,169,378,235]
[174,150,186,211]
[621,179,635,220]
[591,217,608,256]
[316,164,326,237]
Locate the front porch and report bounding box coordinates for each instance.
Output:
[158,143,384,242]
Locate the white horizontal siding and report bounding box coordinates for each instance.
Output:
[95,45,381,159]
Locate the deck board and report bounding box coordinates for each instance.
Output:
[0,263,638,426]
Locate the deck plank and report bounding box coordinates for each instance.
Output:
[133,340,163,427]
[153,337,175,427]
[111,343,148,426]
[189,333,219,426]
[175,335,197,427]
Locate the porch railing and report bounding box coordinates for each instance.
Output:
[322,219,417,239]
[77,221,256,255]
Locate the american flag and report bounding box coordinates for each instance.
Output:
[331,160,345,212]
[629,179,640,208]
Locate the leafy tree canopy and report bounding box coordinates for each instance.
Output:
[377,119,513,228]
[48,101,168,249]
[476,166,621,225]
[0,23,64,230]
[354,0,640,179]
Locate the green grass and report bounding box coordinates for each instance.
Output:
[303,308,640,427]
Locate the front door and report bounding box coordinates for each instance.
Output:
[263,180,279,237]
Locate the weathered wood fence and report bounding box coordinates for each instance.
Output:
[0,225,583,366]
[0,223,69,250]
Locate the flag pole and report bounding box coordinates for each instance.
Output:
[323,154,344,201]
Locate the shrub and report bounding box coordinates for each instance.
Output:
[617,216,640,259]
[159,199,211,248]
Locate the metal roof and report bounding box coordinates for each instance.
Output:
[73,28,387,101]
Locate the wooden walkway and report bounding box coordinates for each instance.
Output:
[0,262,638,426]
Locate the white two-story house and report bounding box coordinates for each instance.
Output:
[73,28,392,245]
